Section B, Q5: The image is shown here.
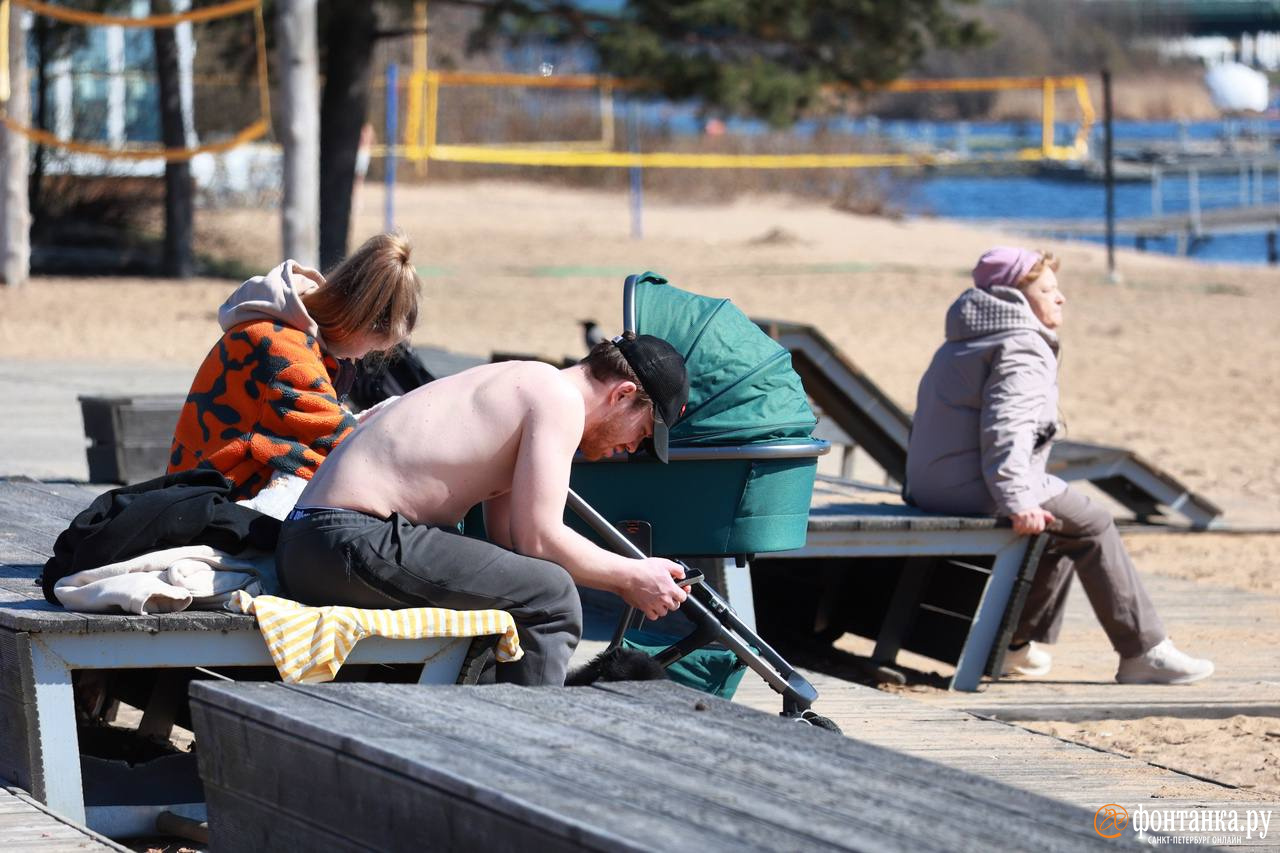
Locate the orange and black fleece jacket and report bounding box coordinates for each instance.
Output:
[167,321,357,500]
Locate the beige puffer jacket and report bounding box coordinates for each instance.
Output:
[904,285,1067,517]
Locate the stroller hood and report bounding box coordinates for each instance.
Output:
[630,273,817,446]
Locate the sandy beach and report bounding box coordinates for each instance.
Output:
[5,180,1278,526]
[2,179,1277,799]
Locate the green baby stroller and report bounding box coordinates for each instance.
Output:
[567,273,838,730]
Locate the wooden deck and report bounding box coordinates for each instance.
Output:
[191,679,1155,852]
[732,672,1278,851]
[0,786,125,852]
[899,571,1280,722]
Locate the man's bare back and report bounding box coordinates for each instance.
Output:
[303,360,578,526]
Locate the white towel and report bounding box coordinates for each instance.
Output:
[54,545,274,614]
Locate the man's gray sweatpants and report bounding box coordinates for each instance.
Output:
[1013,487,1166,658]
[276,508,583,686]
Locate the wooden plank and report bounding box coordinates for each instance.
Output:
[0,495,75,544]
[0,481,92,521]
[0,692,37,792]
[0,787,125,852]
[0,573,46,598]
[807,478,1002,531]
[0,604,92,634]
[0,631,41,795]
[757,321,912,482]
[78,395,183,444]
[1,481,104,509]
[195,693,695,852]
[732,669,1272,840]
[192,681,1149,852]
[0,540,53,567]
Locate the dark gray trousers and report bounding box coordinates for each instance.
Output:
[1013,487,1166,658]
[275,508,582,686]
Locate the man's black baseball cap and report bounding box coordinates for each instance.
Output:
[612,334,689,463]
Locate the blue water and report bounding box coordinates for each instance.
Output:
[903,167,1280,265]
[525,81,1280,263]
[775,116,1280,266]
[628,107,1280,264]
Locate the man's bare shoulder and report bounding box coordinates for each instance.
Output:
[507,362,582,416]
[428,360,581,420]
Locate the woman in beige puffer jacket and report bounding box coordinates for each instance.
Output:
[905,247,1212,685]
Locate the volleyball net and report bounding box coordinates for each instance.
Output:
[370,69,1097,172]
[0,0,1093,175]
[0,0,269,162]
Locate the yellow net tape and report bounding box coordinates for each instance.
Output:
[11,0,259,29]
[407,71,1095,170]
[423,144,1071,170]
[1,115,268,160]
[0,0,271,162]
[0,0,9,102]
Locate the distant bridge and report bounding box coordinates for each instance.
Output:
[1088,0,1280,37]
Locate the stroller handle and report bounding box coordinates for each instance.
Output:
[565,488,820,710]
[623,274,639,334]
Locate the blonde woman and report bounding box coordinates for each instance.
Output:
[167,232,421,507]
[905,247,1213,684]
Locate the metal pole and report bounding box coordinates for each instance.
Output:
[627,99,643,240]
[385,63,398,232]
[413,0,428,177]
[1041,78,1055,157]
[1189,167,1201,236]
[1102,69,1116,280]
[1152,167,1163,216]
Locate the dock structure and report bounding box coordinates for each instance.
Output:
[981,204,1280,260]
[1015,156,1280,262]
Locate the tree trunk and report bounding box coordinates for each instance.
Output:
[29,14,47,234]
[1,6,31,286]
[153,0,193,278]
[277,0,320,268]
[319,2,375,271]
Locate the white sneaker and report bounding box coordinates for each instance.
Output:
[1002,641,1052,677]
[1115,638,1214,685]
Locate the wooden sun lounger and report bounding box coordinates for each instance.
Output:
[736,476,1047,691]
[0,478,478,838]
[188,679,1146,852]
[756,318,1223,528]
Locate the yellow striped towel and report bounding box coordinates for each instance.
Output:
[230,591,522,684]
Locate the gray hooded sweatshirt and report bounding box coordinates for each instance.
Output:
[218,260,327,345]
[904,285,1067,517]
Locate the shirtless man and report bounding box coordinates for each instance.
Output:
[275,333,691,686]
